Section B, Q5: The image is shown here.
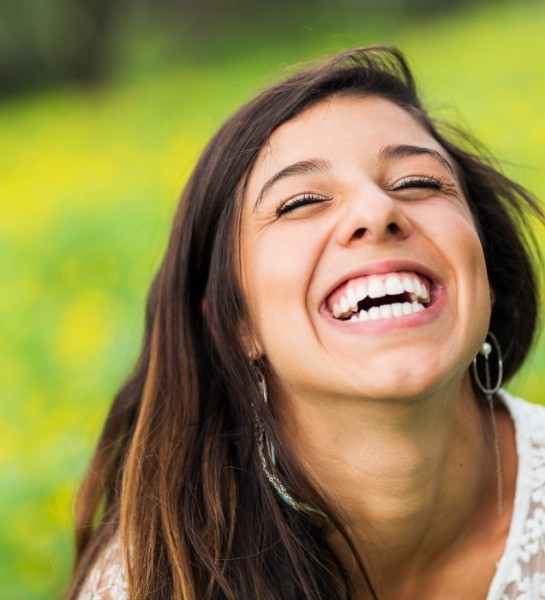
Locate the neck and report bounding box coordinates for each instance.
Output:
[282,376,505,593]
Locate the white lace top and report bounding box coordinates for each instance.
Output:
[77,392,545,599]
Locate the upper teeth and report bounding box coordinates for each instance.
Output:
[332,272,430,320]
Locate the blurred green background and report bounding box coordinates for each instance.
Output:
[1,0,544,597]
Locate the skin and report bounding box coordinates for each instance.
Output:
[239,95,517,599]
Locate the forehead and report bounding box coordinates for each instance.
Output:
[246,94,447,195]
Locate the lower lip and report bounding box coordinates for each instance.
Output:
[321,288,446,334]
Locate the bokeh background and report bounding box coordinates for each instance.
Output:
[2,0,544,597]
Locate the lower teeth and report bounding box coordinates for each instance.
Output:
[348,301,424,322]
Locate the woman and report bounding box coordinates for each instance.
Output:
[68,46,544,599]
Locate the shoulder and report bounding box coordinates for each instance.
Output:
[75,534,128,600]
[490,391,545,599]
[499,390,545,446]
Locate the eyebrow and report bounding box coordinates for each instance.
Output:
[379,144,456,177]
[253,145,455,208]
[254,158,331,207]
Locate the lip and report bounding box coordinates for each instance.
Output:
[319,258,444,329]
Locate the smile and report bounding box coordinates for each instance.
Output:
[327,272,432,322]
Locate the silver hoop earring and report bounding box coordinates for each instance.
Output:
[472,331,503,394]
[472,331,504,515]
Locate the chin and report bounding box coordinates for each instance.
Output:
[338,360,467,403]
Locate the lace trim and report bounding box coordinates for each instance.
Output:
[76,535,128,600]
[487,393,545,600]
[76,392,545,600]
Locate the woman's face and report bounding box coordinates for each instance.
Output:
[239,94,492,405]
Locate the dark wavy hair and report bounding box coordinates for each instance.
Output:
[67,46,542,599]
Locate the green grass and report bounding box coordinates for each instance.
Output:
[2,2,544,597]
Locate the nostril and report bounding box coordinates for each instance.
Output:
[353,228,366,240]
[387,222,401,235]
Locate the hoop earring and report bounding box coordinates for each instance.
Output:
[472,332,504,515]
[472,332,503,395]
[252,370,328,519]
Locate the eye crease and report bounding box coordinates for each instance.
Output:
[275,174,452,219]
[276,193,329,217]
[392,175,444,190]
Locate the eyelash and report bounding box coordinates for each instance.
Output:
[390,175,445,192]
[276,193,328,217]
[275,176,448,218]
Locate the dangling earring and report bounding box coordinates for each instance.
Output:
[472,332,504,515]
[252,368,329,519]
[252,369,300,509]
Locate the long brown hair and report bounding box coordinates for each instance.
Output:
[67,46,542,599]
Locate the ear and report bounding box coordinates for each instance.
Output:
[489,285,496,307]
[238,321,264,361]
[203,297,264,359]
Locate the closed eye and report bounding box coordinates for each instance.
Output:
[276,193,329,217]
[391,175,445,191]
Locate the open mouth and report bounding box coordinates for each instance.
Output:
[326,271,432,323]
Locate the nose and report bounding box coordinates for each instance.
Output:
[335,188,411,246]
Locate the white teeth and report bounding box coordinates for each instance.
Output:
[369,306,381,320]
[392,303,403,317]
[402,302,413,315]
[384,273,404,295]
[368,277,386,298]
[356,283,367,301]
[401,275,414,294]
[343,300,424,323]
[421,285,430,303]
[347,287,358,310]
[379,304,392,319]
[412,301,424,312]
[414,278,428,301]
[331,272,431,321]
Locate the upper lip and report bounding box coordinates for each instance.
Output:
[320,258,442,312]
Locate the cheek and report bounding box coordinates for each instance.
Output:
[417,201,486,278]
[240,226,320,353]
[445,214,492,352]
[456,219,489,293]
[413,202,492,334]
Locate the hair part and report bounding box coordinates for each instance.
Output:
[67,46,542,600]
